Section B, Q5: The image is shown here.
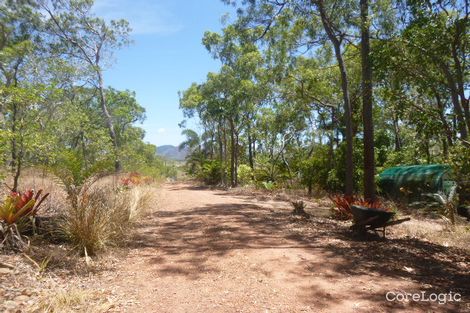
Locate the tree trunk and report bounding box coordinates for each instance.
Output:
[234,132,239,186]
[328,108,335,168]
[451,21,470,135]
[229,118,236,187]
[316,0,354,197]
[435,94,454,148]
[308,182,313,196]
[97,71,121,172]
[13,140,23,192]
[223,123,228,185]
[424,138,431,164]
[360,0,375,202]
[247,122,254,170]
[441,64,468,139]
[252,135,256,161]
[217,121,225,185]
[10,96,21,192]
[10,101,17,175]
[392,114,402,151]
[442,139,449,158]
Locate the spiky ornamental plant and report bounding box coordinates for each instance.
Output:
[0,189,49,250]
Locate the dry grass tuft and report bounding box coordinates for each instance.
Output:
[60,182,157,255]
[33,288,113,313]
[391,217,470,251]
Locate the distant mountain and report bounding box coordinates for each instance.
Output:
[157,145,189,161]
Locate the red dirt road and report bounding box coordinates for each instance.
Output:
[106,183,469,313]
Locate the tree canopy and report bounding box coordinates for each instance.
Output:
[180,0,469,200]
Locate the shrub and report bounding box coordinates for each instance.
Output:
[298,146,330,194]
[0,189,49,250]
[261,181,276,191]
[329,194,354,220]
[329,194,388,220]
[291,200,310,218]
[449,143,470,212]
[253,154,278,183]
[199,160,224,185]
[0,189,49,225]
[237,164,253,186]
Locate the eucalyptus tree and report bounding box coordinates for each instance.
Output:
[360,0,375,200]
[41,0,131,171]
[180,77,229,184]
[105,88,145,150]
[0,0,175,192]
[404,0,469,139]
[224,0,361,195]
[181,0,468,197]
[0,0,49,190]
[374,0,469,150]
[190,25,266,186]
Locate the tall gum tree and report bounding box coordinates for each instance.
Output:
[202,26,265,186]
[0,0,45,191]
[41,0,131,171]
[226,0,358,195]
[360,0,375,201]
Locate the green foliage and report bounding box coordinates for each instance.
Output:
[178,0,469,208]
[261,181,276,191]
[0,0,176,198]
[449,143,470,182]
[253,154,278,183]
[449,143,470,208]
[199,160,224,185]
[237,164,253,186]
[298,146,330,194]
[0,0,467,238]
[326,169,342,192]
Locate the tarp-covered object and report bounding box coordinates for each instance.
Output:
[379,164,454,199]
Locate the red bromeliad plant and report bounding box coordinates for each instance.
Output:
[353,198,387,210]
[0,189,50,250]
[329,194,389,220]
[0,189,50,225]
[329,195,355,220]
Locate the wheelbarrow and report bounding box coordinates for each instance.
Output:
[350,205,410,238]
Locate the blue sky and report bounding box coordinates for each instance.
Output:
[93,0,234,146]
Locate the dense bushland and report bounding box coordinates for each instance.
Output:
[179,0,469,208]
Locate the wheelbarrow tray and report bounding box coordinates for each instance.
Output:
[350,205,410,238]
[350,205,395,228]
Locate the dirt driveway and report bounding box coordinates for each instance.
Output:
[103,182,469,313]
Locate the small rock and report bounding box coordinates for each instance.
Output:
[0,268,12,275]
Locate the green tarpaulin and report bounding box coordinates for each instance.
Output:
[378,164,455,199]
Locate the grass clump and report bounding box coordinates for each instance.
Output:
[34,288,113,313]
[61,178,155,255]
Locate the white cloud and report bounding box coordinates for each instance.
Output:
[93,0,183,35]
[157,128,166,134]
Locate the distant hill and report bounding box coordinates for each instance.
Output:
[157,145,189,161]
